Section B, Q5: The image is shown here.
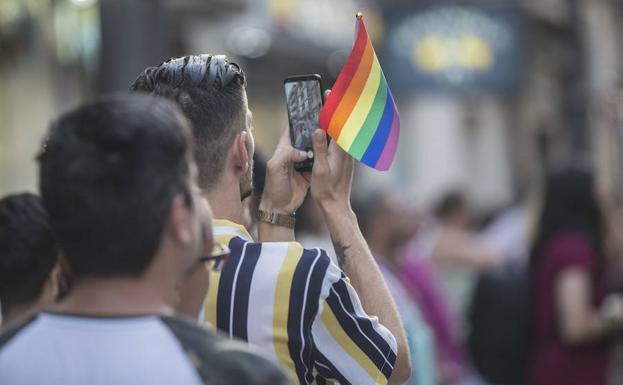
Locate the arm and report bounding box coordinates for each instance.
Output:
[556,268,623,345]
[433,231,498,270]
[310,129,411,385]
[257,128,310,242]
[312,269,400,385]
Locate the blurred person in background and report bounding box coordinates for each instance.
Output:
[401,191,499,385]
[0,193,62,329]
[398,212,467,384]
[466,192,535,385]
[0,96,290,385]
[528,167,623,385]
[428,191,499,269]
[353,190,437,385]
[400,243,467,385]
[479,197,532,269]
[131,54,411,385]
[415,191,499,327]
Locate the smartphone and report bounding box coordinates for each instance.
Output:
[284,74,324,172]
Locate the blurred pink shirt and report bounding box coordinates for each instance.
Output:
[528,231,610,385]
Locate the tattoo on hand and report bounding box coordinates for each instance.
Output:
[331,237,350,268]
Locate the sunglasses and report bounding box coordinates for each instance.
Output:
[199,242,230,272]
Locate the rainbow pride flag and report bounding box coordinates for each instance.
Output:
[319,13,399,171]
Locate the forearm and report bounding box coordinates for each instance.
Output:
[561,311,613,345]
[321,203,411,384]
[562,304,623,344]
[557,270,623,345]
[257,222,295,242]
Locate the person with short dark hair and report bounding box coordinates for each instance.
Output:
[0,193,60,328]
[0,95,290,385]
[132,55,411,385]
[433,190,468,223]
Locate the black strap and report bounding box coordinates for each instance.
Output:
[159,315,291,385]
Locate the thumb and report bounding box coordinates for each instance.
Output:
[312,129,329,177]
[289,147,308,163]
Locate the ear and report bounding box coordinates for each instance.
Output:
[167,195,193,245]
[46,264,61,300]
[233,131,250,173]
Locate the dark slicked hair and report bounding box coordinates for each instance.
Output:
[0,193,58,316]
[38,95,192,278]
[130,54,246,191]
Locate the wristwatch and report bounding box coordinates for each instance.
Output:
[257,209,296,229]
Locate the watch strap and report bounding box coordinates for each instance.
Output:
[256,209,296,229]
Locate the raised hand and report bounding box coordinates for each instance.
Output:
[309,129,355,213]
[260,127,310,215]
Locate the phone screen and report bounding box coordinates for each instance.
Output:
[284,75,323,171]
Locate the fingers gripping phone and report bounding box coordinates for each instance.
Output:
[284,74,324,172]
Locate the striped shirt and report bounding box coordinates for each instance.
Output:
[202,219,398,385]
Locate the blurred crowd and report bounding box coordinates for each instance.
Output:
[5,117,623,384]
[2,1,623,385]
[293,168,623,385]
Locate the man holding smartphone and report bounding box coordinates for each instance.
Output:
[131,54,411,385]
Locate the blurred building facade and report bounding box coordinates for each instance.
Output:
[1,0,623,215]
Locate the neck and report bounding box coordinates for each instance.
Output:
[205,171,244,223]
[54,277,173,317]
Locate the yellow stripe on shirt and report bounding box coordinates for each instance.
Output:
[203,229,241,329]
[204,270,220,328]
[321,304,388,384]
[272,242,303,384]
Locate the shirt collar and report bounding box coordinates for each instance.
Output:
[212,219,253,242]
